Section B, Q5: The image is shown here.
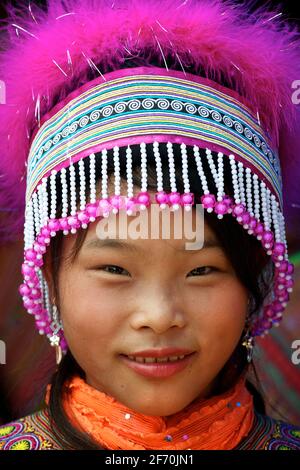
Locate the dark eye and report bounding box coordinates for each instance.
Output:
[97,265,130,276]
[187,266,216,277]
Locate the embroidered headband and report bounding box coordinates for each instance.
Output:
[0,0,299,354]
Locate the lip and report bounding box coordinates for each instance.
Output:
[124,348,195,358]
[119,352,196,378]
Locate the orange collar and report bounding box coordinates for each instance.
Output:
[46,374,254,450]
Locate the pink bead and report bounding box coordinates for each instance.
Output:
[264,307,275,318]
[201,194,216,209]
[37,235,46,246]
[41,227,51,237]
[24,298,35,309]
[35,258,44,267]
[86,203,98,218]
[78,211,90,224]
[278,260,288,273]
[278,291,289,302]
[272,301,284,313]
[273,242,286,257]
[232,203,246,217]
[137,192,151,205]
[19,284,31,296]
[33,242,46,255]
[68,216,80,228]
[222,195,234,208]
[254,222,264,236]
[25,249,37,262]
[287,263,294,275]
[248,217,258,230]
[155,191,169,204]
[110,195,122,209]
[285,279,294,289]
[214,202,228,215]
[125,197,136,211]
[60,336,68,351]
[181,193,194,205]
[168,192,181,205]
[261,319,272,329]
[261,231,274,249]
[44,325,53,335]
[99,198,111,211]
[21,263,34,276]
[36,320,47,329]
[59,218,70,231]
[48,219,60,232]
[240,212,251,225]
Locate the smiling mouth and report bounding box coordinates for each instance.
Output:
[119,352,196,378]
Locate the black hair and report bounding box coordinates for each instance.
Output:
[45,141,274,449]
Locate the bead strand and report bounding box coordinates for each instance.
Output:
[126,145,134,199]
[181,143,190,194]
[216,152,224,202]
[271,194,281,243]
[245,168,254,217]
[32,191,40,237]
[237,162,246,206]
[260,181,270,231]
[89,153,96,203]
[206,148,219,190]
[140,142,147,193]
[78,158,86,210]
[253,173,260,220]
[229,154,240,204]
[50,169,57,219]
[194,145,209,196]
[101,148,108,199]
[60,168,68,218]
[69,162,77,216]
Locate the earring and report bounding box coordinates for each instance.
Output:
[242,331,254,363]
[242,298,254,363]
[49,304,63,365]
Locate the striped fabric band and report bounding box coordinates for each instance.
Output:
[27,68,282,207]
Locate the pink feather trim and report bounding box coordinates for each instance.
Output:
[0,0,299,242]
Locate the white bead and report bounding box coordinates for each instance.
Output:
[126,145,134,199]
[153,142,164,193]
[194,145,209,195]
[140,142,148,193]
[167,142,177,193]
[101,148,108,199]
[113,147,121,196]
[90,153,96,203]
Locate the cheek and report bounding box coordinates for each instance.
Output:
[58,271,124,348]
[190,278,247,353]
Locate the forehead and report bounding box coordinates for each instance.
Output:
[62,208,220,257]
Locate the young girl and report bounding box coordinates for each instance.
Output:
[0,0,299,450]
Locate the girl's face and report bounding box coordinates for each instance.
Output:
[50,206,248,416]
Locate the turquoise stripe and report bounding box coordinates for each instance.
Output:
[30,117,278,190]
[31,91,260,153]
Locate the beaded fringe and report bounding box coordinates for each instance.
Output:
[21,142,294,350]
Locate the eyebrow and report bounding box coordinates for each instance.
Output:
[83,237,221,253]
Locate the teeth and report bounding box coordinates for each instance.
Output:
[127,354,186,363]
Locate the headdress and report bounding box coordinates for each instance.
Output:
[0,0,299,354]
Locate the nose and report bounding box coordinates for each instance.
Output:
[129,285,186,334]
